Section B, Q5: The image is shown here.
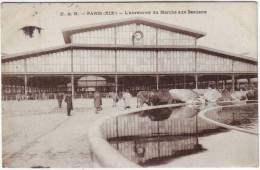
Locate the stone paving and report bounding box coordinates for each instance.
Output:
[2,98,258,167]
[2,98,135,168]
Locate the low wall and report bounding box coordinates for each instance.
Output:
[87,103,186,167]
[87,101,258,167]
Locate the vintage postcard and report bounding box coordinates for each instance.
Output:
[1,1,258,168]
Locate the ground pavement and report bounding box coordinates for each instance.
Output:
[2,98,136,168]
[2,98,258,167]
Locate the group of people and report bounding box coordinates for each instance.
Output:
[14,92,56,101]
[93,89,133,113]
[56,90,133,115]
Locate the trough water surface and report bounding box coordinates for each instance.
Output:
[205,104,258,133]
[101,103,258,167]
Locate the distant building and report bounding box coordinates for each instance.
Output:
[1,18,257,99]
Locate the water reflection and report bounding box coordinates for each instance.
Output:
[102,105,228,166]
[138,105,200,121]
[206,104,258,133]
[139,107,173,121]
[102,104,257,166]
[108,135,205,167]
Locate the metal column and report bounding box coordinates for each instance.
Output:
[156,75,159,90]
[232,74,235,91]
[71,75,75,98]
[216,75,219,89]
[183,75,186,89]
[236,78,240,90]
[222,80,226,89]
[115,74,118,94]
[247,78,251,87]
[195,74,198,89]
[70,47,75,98]
[24,75,28,97]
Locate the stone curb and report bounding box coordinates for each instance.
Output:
[87,103,186,168]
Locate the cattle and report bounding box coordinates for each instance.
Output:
[203,88,222,102]
[246,89,258,100]
[217,89,233,102]
[231,91,247,101]
[136,90,174,108]
[149,90,174,106]
[136,91,152,108]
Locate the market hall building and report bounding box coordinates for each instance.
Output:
[1,18,258,99]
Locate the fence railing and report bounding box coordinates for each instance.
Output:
[87,103,186,167]
[87,101,258,167]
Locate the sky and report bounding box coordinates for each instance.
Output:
[1,2,257,58]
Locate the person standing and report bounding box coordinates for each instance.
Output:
[94,91,102,113]
[64,94,73,116]
[56,93,64,108]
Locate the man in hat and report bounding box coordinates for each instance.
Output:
[64,93,73,116]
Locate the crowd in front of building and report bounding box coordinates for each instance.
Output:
[45,81,258,117]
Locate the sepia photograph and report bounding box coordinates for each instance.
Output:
[1,1,258,168]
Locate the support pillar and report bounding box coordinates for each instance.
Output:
[156,75,159,90]
[195,74,198,89]
[24,75,28,97]
[236,79,240,90]
[222,80,226,89]
[215,80,218,89]
[183,75,186,89]
[71,75,75,98]
[232,74,235,91]
[216,75,219,89]
[115,75,118,94]
[247,78,251,87]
